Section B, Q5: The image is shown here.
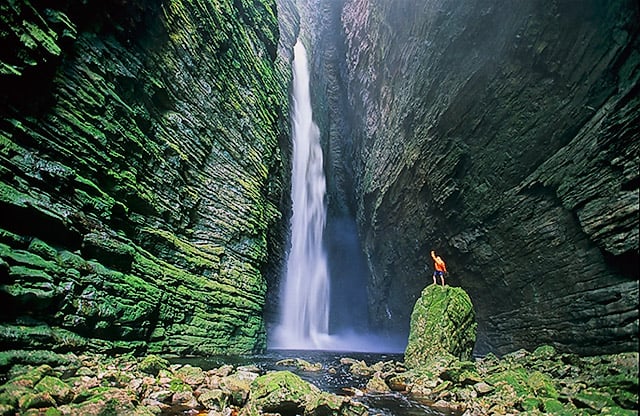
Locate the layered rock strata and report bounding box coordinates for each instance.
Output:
[0,0,293,355]
[312,0,639,354]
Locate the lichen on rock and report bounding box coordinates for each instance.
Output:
[404,285,477,368]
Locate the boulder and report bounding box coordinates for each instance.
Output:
[366,372,391,393]
[34,376,72,404]
[198,388,227,411]
[138,355,169,376]
[275,358,323,372]
[304,391,368,416]
[248,371,317,414]
[174,365,205,386]
[405,285,477,368]
[219,370,258,406]
[247,371,367,416]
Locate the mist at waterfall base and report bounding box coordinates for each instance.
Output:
[269,40,406,354]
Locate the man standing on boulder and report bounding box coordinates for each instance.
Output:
[431,250,447,286]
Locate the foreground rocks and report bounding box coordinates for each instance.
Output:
[353,346,639,416]
[0,346,637,415]
[0,353,366,416]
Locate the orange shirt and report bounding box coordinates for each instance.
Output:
[434,257,447,272]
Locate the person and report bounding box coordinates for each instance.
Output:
[431,250,447,286]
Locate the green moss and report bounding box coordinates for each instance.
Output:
[0,325,87,351]
[600,406,639,416]
[531,345,557,361]
[487,368,531,397]
[574,390,617,411]
[521,396,541,411]
[138,355,169,376]
[405,285,477,367]
[169,378,192,393]
[0,61,22,75]
[139,227,224,271]
[0,350,78,370]
[175,365,205,385]
[0,0,287,357]
[57,250,86,270]
[34,376,71,403]
[541,398,571,414]
[250,371,315,411]
[527,370,558,398]
[9,265,54,281]
[27,239,58,260]
[44,408,64,416]
[0,228,24,246]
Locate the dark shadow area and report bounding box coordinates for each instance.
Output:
[0,202,82,250]
[325,216,371,334]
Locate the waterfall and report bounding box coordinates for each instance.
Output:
[271,39,331,349]
[270,39,405,353]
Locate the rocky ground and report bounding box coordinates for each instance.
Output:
[0,346,637,415]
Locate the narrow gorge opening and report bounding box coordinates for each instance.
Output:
[269,37,405,353]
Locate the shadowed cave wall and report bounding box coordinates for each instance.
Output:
[301,0,639,355]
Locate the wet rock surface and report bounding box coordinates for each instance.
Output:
[0,0,294,354]
[0,353,369,416]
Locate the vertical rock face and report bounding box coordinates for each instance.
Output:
[0,0,292,355]
[312,0,639,355]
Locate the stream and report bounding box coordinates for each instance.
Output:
[172,349,459,416]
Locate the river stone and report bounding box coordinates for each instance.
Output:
[18,392,56,411]
[405,285,477,368]
[275,358,323,372]
[304,391,368,416]
[248,371,317,414]
[138,355,169,376]
[198,388,227,411]
[219,371,258,406]
[366,372,391,393]
[174,364,205,386]
[34,375,72,404]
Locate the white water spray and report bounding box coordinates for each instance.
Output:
[271,39,331,349]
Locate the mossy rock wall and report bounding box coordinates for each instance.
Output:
[0,0,295,355]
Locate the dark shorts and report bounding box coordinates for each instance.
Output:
[433,270,444,277]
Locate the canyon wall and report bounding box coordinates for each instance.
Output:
[317,0,638,355]
[0,0,293,357]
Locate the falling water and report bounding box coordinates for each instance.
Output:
[271,39,331,349]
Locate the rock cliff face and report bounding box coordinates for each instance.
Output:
[0,0,294,355]
[310,0,639,355]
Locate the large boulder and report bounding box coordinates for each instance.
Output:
[246,371,367,416]
[405,285,476,368]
